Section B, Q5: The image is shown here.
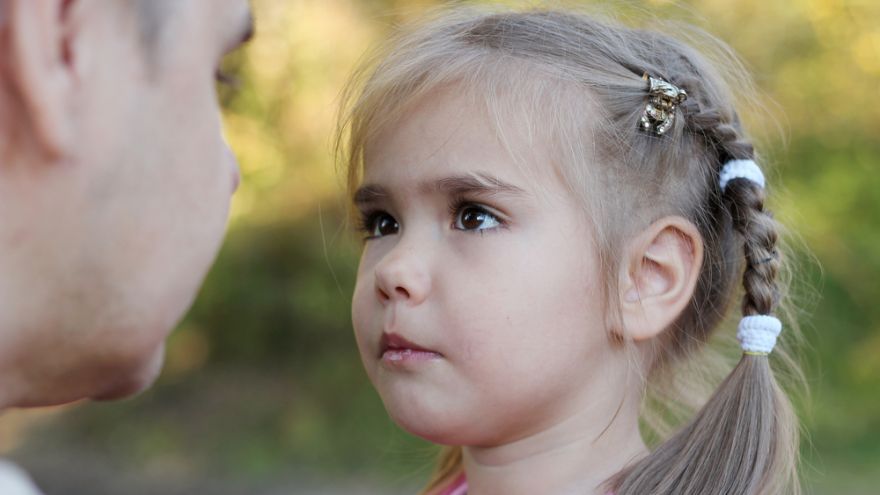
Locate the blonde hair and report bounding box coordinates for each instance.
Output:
[338,6,804,495]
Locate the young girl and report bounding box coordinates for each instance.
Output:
[338,6,802,495]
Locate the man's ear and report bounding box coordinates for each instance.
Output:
[7,0,78,160]
[618,216,704,342]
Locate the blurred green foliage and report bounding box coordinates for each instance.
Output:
[6,0,880,492]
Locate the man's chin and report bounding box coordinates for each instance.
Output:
[92,345,166,401]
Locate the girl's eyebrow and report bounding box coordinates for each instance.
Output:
[433,173,526,197]
[353,172,526,207]
[353,184,389,207]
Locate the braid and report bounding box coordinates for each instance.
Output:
[688,109,753,163]
[671,78,781,318]
[607,72,796,495]
[675,74,753,163]
[724,178,781,316]
[693,107,782,318]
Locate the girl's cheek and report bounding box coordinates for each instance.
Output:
[351,281,376,344]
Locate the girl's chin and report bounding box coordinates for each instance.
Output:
[376,380,496,444]
[385,404,478,445]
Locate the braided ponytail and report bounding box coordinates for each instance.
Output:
[605,95,800,495]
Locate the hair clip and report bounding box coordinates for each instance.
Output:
[638,73,688,136]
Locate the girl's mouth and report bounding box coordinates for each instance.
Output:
[379,333,443,364]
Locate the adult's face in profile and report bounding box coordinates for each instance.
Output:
[0,0,253,406]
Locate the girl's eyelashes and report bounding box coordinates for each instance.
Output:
[358,210,399,239]
[450,199,505,233]
[356,199,506,240]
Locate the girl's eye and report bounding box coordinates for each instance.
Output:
[363,212,399,238]
[454,205,501,231]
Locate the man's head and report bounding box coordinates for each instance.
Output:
[0,0,253,407]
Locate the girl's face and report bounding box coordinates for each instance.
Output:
[352,87,617,447]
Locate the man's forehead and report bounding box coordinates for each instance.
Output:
[134,0,252,44]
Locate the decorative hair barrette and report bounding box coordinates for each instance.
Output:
[638,73,688,136]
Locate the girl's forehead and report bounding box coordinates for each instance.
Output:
[361,85,557,194]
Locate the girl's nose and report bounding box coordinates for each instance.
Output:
[374,244,431,306]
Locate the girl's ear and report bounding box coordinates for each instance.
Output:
[618,216,704,342]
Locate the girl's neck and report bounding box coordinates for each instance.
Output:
[461,397,647,495]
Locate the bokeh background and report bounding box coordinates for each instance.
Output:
[2,0,878,493]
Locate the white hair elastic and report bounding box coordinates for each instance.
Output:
[719,159,765,191]
[737,315,782,355]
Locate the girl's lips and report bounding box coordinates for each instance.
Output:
[379,333,442,364]
[382,348,442,364]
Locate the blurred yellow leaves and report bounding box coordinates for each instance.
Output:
[775,0,879,139]
[852,31,880,75]
[224,0,376,225]
[225,112,287,222]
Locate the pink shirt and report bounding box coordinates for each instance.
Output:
[438,474,614,495]
[437,473,467,495]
